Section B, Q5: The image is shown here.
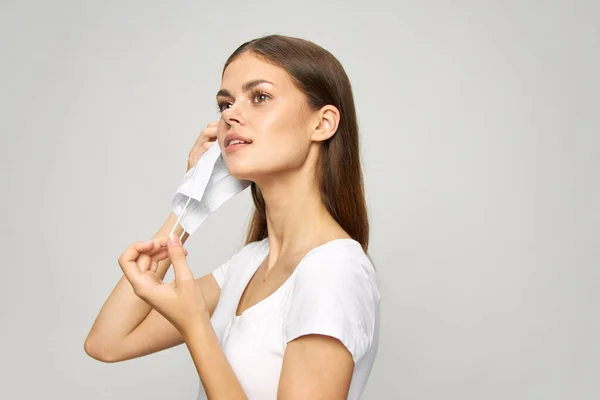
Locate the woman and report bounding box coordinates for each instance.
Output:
[85,34,380,400]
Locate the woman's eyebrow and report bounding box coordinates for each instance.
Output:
[216,79,275,98]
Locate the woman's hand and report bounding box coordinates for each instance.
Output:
[117,237,186,274]
[187,120,219,172]
[118,235,206,338]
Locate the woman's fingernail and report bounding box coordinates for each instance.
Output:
[169,234,179,245]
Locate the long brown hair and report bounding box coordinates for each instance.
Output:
[222,35,370,254]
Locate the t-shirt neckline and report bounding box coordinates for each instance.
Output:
[232,237,359,320]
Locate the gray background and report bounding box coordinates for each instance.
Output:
[1,0,598,399]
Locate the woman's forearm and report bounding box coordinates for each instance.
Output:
[85,212,190,355]
[183,313,248,400]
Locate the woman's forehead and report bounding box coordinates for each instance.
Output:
[221,53,292,89]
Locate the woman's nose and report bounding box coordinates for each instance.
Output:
[222,104,244,126]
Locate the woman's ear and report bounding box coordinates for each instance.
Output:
[311,105,340,142]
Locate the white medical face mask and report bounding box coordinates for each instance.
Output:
[169,142,250,238]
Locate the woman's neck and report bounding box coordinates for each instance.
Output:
[257,171,344,265]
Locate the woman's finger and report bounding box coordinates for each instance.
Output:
[119,240,154,264]
[187,120,221,171]
[138,254,152,271]
[147,246,188,271]
[153,246,187,259]
[134,239,166,270]
[192,125,217,148]
[149,258,159,273]
[202,127,218,142]
[167,235,194,282]
[152,250,169,262]
[119,253,145,291]
[146,237,168,256]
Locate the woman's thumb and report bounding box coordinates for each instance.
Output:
[168,234,193,280]
[168,234,186,258]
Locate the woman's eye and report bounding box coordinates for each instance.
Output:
[217,92,269,112]
[253,92,270,104]
[216,102,231,112]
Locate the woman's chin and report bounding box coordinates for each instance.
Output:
[225,166,254,181]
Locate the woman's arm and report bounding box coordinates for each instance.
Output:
[183,312,249,400]
[277,334,354,399]
[84,212,190,361]
[87,272,221,363]
[276,251,376,399]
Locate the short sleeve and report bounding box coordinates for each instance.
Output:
[211,238,268,289]
[211,260,230,289]
[284,252,377,363]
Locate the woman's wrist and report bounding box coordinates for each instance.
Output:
[181,310,212,341]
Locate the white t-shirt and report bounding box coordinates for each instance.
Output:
[196,237,381,400]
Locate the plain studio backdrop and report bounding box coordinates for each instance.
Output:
[0,0,598,399]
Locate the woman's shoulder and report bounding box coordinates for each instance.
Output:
[283,238,380,363]
[302,238,375,275]
[294,238,380,297]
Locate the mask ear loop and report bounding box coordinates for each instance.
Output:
[169,196,190,241]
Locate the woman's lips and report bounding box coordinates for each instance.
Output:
[225,142,250,153]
